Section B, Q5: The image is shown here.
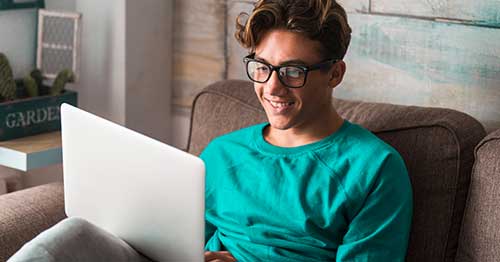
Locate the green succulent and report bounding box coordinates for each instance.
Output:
[50,69,75,96]
[0,53,17,101]
[29,68,48,96]
[23,75,39,97]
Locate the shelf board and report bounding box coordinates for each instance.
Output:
[0,132,62,171]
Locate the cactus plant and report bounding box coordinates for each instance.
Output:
[23,75,39,97]
[50,69,75,96]
[0,53,17,101]
[30,69,49,96]
[0,61,76,101]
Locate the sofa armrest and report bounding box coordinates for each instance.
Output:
[0,182,66,261]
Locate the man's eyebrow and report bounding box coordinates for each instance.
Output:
[254,55,308,66]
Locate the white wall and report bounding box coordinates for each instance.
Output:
[46,0,75,11]
[76,0,127,124]
[125,0,172,143]
[75,0,173,143]
[0,9,38,78]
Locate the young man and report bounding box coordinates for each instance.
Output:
[203,0,412,261]
[10,1,411,262]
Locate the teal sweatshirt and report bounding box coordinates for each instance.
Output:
[201,121,412,262]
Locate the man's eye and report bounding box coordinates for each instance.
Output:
[256,66,269,72]
[284,67,303,78]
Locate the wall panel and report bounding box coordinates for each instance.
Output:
[337,0,369,13]
[172,0,226,107]
[372,0,500,27]
[337,14,500,130]
[227,1,252,80]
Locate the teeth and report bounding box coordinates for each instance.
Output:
[269,100,292,108]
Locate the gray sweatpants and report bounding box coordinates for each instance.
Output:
[8,217,152,262]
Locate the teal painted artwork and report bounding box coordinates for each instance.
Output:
[335,13,500,131]
[372,0,500,27]
[0,0,44,10]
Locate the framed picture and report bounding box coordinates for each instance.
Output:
[0,0,44,10]
[37,9,82,81]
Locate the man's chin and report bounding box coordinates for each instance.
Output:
[264,111,297,131]
[268,120,293,131]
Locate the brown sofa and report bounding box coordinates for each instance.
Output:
[1,79,498,262]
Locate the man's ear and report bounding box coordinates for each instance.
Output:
[328,60,346,88]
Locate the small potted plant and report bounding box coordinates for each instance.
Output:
[0,52,78,140]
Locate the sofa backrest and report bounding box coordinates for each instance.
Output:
[187,80,486,262]
[455,129,500,262]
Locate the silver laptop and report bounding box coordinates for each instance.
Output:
[60,103,205,262]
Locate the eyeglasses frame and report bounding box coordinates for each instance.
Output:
[243,53,339,88]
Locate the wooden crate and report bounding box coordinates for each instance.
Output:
[0,90,77,141]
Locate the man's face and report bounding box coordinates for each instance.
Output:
[254,29,337,131]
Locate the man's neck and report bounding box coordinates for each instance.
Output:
[264,108,344,148]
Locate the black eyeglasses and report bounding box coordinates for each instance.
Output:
[243,53,338,88]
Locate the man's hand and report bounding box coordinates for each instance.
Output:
[204,251,237,262]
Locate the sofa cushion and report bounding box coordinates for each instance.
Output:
[188,80,486,262]
[455,129,500,262]
[0,182,65,261]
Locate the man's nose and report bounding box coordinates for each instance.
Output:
[265,70,288,96]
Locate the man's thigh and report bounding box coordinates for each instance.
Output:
[9,217,152,262]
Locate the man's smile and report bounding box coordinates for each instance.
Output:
[264,98,296,113]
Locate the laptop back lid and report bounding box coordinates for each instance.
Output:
[61,103,205,262]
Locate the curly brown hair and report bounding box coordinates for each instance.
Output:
[235,0,351,60]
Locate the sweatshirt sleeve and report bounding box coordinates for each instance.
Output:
[336,153,413,262]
